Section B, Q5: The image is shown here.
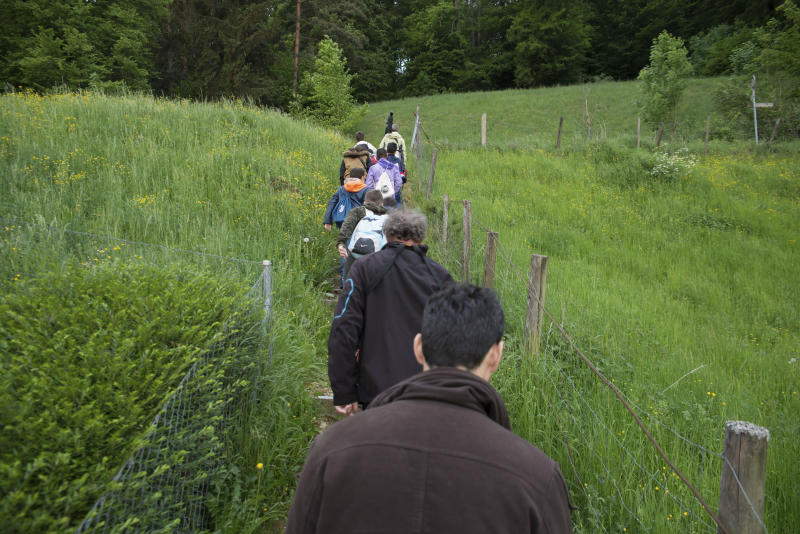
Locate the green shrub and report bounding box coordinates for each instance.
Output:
[0,260,246,533]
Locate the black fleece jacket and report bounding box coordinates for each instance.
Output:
[328,242,453,405]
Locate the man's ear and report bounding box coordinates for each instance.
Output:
[413,333,427,368]
[485,340,504,374]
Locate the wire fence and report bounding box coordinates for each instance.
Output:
[1,218,274,533]
[412,132,770,531]
[75,268,271,533]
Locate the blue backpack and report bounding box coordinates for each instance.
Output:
[332,188,353,225]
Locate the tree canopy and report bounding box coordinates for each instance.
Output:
[0,0,794,114]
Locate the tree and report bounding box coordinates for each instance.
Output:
[292,36,366,131]
[507,0,592,87]
[638,30,694,128]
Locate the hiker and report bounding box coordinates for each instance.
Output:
[323,168,367,231]
[339,142,372,185]
[327,209,453,413]
[287,283,574,534]
[365,148,403,202]
[337,190,387,280]
[354,130,376,156]
[380,123,407,163]
[385,141,406,208]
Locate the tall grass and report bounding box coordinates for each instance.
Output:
[403,134,799,531]
[1,90,343,532]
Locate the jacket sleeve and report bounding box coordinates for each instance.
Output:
[364,167,376,190]
[337,207,363,247]
[539,465,574,534]
[392,167,403,192]
[285,440,325,534]
[323,189,340,225]
[328,260,369,405]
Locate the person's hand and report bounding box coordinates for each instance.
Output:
[324,223,332,231]
[334,402,359,416]
[337,244,348,258]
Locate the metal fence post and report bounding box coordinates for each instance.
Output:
[262,260,272,336]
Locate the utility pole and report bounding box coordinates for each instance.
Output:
[293,0,301,94]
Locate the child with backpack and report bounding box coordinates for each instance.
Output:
[365,148,403,203]
[337,190,387,281]
[323,167,368,231]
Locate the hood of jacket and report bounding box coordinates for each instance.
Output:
[343,148,370,158]
[344,180,367,192]
[370,367,510,430]
[376,158,395,171]
[363,202,387,214]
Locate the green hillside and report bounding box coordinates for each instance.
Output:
[2,81,798,533]
[360,79,799,531]
[358,77,785,152]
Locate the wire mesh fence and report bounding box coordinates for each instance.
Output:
[74,268,271,533]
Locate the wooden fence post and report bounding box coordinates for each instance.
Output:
[414,104,422,161]
[525,254,548,354]
[768,118,782,148]
[481,113,487,147]
[584,96,591,140]
[442,194,449,249]
[705,115,711,155]
[718,421,769,534]
[462,200,471,283]
[427,147,438,199]
[483,231,498,289]
[556,117,564,148]
[636,117,641,148]
[656,122,665,147]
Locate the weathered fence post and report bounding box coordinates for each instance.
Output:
[427,147,438,199]
[705,115,711,155]
[525,254,548,354]
[261,260,272,336]
[584,96,591,140]
[718,421,769,534]
[411,104,420,153]
[656,122,665,147]
[481,113,487,147]
[636,117,641,148]
[442,194,449,249]
[556,117,564,148]
[414,104,422,161]
[462,200,471,283]
[483,231,498,289]
[768,118,782,148]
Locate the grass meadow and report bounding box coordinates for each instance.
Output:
[1,77,797,533]
[359,80,799,531]
[0,90,343,532]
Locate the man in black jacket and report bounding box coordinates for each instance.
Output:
[289,284,574,534]
[328,209,453,415]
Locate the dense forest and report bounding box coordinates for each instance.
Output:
[0,0,792,110]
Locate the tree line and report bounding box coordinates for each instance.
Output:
[0,0,794,112]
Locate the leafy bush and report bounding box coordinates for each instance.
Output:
[650,148,698,182]
[0,260,247,533]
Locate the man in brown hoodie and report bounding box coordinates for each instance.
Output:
[287,283,574,534]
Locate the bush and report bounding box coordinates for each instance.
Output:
[650,148,698,182]
[0,260,246,533]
